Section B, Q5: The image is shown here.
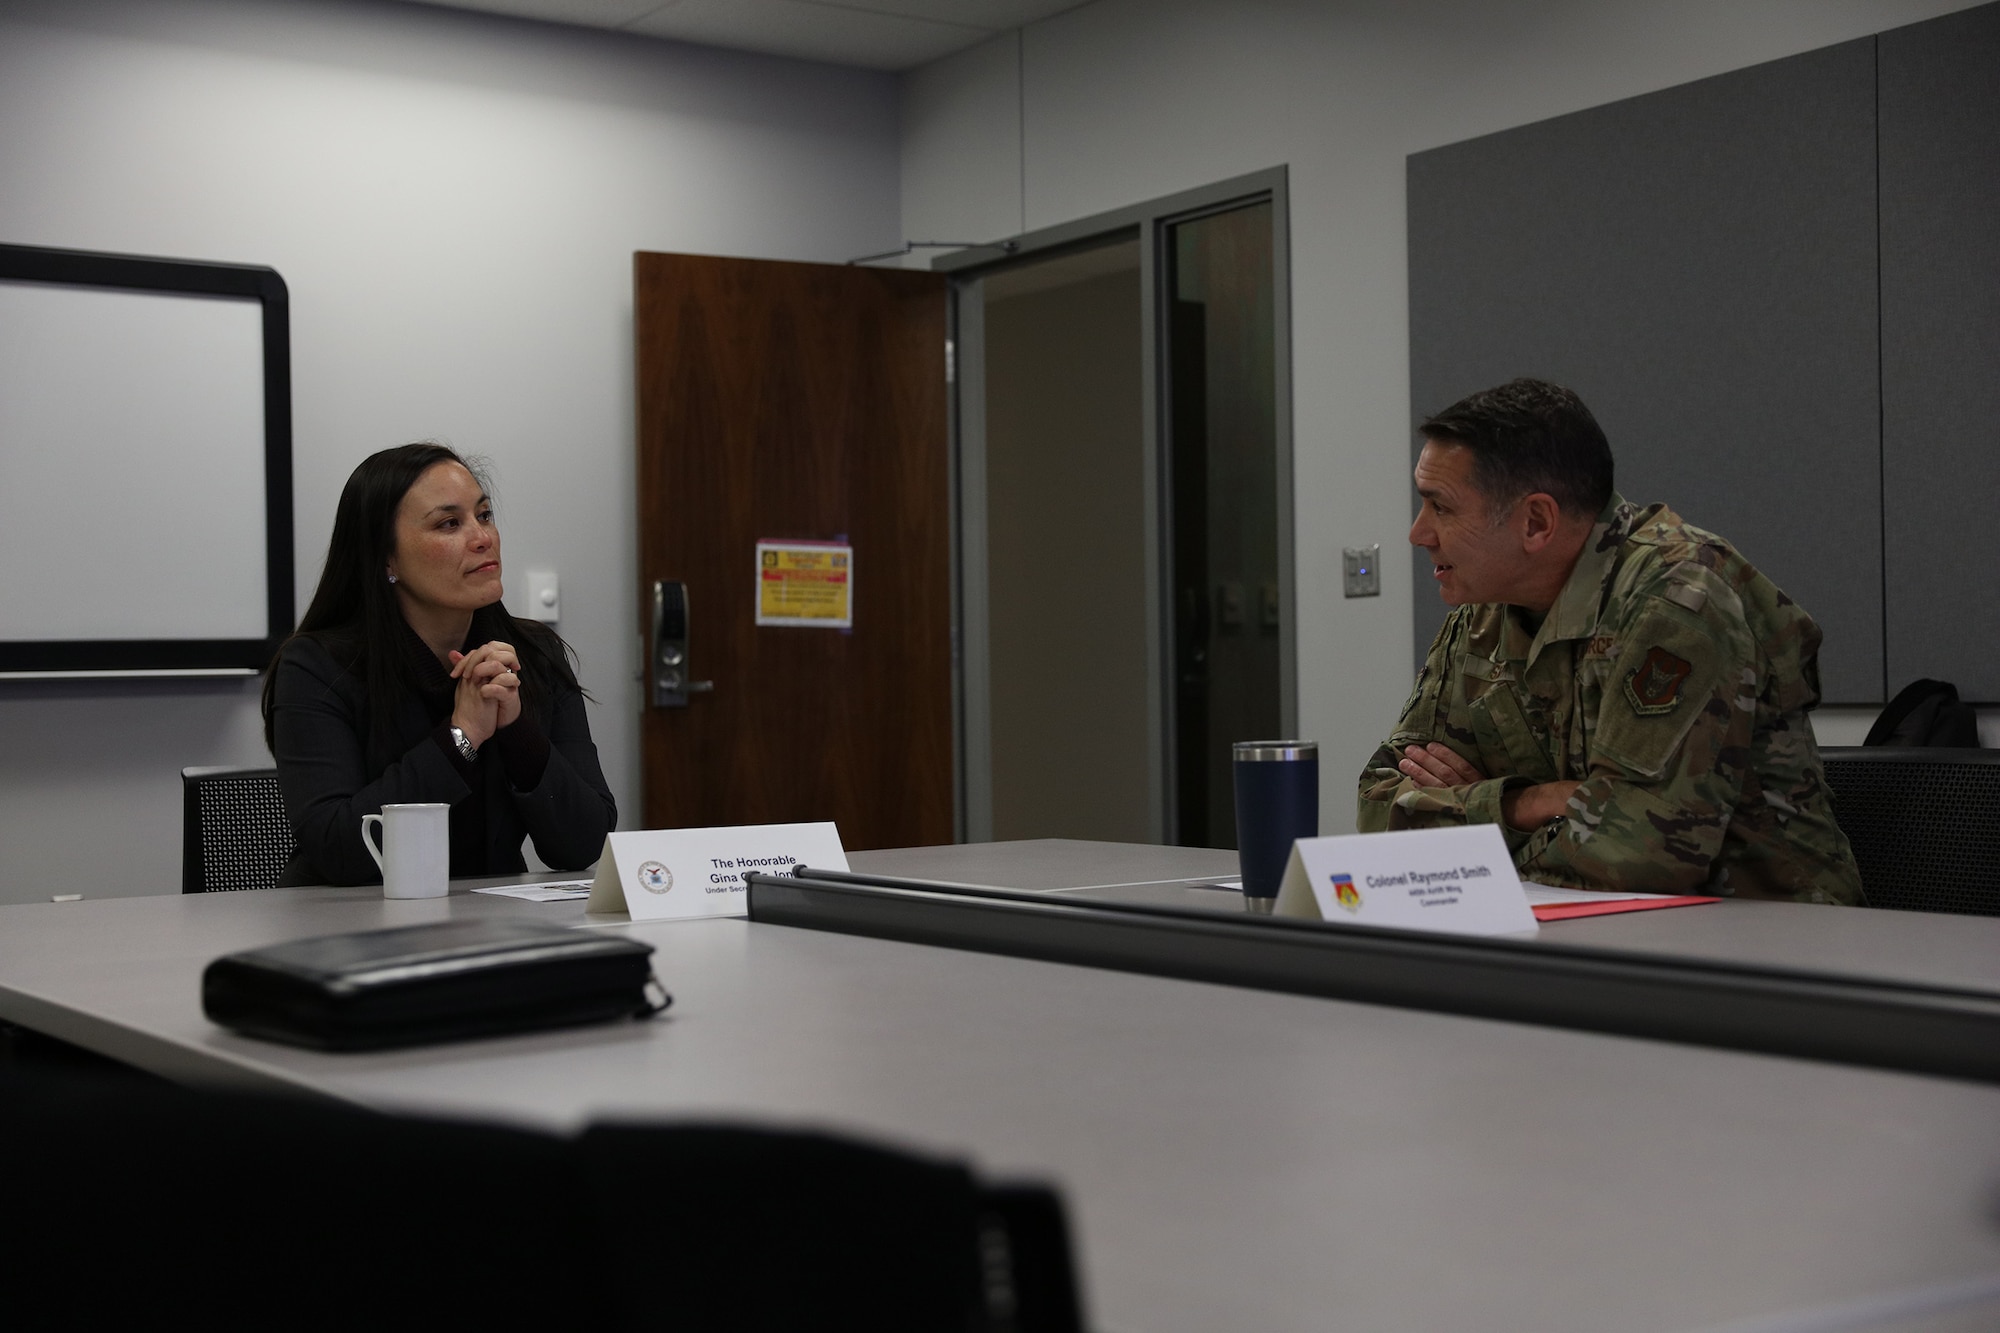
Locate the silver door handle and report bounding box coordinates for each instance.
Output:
[651,580,714,708]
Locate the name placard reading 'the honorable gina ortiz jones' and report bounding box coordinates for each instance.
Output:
[1273,824,1538,936]
[586,822,849,922]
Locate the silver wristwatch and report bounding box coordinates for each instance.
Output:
[449,725,479,763]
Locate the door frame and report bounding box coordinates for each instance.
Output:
[937,166,1295,844]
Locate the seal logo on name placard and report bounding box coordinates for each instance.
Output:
[1330,873,1362,914]
[636,861,674,895]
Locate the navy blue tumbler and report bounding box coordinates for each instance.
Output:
[1232,741,1319,914]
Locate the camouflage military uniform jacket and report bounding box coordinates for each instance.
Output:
[1357,495,1863,904]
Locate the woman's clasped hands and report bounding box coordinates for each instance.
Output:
[448,640,522,748]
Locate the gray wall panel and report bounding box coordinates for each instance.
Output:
[1408,39,1883,702]
[1881,2,2000,703]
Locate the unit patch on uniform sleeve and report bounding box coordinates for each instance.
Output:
[1624,646,1693,716]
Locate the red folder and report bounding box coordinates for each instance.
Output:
[1532,895,1719,922]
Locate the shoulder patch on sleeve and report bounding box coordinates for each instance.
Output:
[1624,646,1693,715]
[1592,607,1733,779]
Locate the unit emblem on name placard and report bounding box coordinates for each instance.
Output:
[636,861,674,895]
[1624,647,1693,716]
[1330,873,1362,914]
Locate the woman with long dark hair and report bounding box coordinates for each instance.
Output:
[262,443,615,886]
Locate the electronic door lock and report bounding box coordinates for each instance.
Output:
[651,580,714,708]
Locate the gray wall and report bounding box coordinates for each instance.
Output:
[899,0,1991,834]
[0,0,899,905]
[1409,3,2000,709]
[1407,37,1884,702]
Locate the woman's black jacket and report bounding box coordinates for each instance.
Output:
[267,624,617,887]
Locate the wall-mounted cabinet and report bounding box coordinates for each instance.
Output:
[1409,1,2000,705]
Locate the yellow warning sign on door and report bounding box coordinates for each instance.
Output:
[756,540,853,628]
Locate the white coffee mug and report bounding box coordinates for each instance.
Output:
[360,803,451,899]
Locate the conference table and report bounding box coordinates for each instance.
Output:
[4,839,2000,1332]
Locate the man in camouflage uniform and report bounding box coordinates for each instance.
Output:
[1358,379,1863,904]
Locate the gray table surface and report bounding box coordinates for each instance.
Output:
[4,840,2000,1332]
[884,839,2000,996]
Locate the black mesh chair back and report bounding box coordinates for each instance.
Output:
[1820,747,2000,916]
[181,766,296,894]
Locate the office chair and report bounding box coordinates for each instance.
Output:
[0,1069,1086,1333]
[1820,747,2000,916]
[180,765,296,893]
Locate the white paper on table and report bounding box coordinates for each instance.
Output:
[1521,884,1678,907]
[470,881,594,902]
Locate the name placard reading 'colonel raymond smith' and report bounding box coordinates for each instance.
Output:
[587,822,849,922]
[1274,824,1537,936]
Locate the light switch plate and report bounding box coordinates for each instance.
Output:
[523,569,559,624]
[1343,545,1380,598]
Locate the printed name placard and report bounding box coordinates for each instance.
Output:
[586,822,848,921]
[1273,824,1538,935]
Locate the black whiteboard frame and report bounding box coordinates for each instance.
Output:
[0,243,293,675]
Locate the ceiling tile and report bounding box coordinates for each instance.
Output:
[413,0,665,27]
[397,0,1095,70]
[622,0,991,71]
[800,0,1086,28]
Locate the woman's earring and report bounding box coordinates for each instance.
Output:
[387,571,398,585]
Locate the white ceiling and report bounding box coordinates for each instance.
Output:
[400,0,1090,71]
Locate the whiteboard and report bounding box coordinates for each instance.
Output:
[0,282,267,639]
[0,246,290,674]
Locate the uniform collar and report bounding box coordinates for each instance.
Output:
[1518,492,1635,666]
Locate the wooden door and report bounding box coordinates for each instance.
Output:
[634,253,952,849]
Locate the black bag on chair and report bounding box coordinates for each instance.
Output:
[1863,678,1981,747]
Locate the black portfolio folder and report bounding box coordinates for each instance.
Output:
[203,919,667,1050]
